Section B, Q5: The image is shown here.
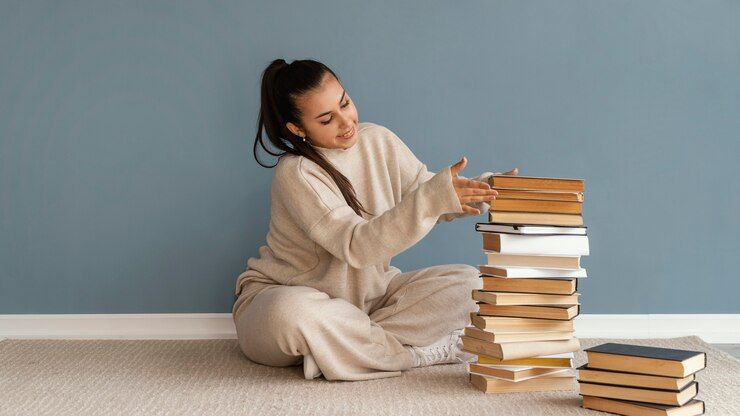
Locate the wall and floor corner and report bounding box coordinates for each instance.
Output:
[1,2,737,340]
[1,314,739,343]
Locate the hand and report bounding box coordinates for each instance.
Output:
[449,157,499,216]
[466,167,519,216]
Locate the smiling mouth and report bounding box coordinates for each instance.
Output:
[338,126,354,139]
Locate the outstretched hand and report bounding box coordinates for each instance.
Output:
[449,157,498,216]
[449,158,519,216]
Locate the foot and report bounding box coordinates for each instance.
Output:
[407,328,475,367]
[303,353,323,379]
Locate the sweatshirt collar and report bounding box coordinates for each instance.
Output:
[310,140,359,160]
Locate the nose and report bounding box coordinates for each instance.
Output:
[338,121,352,132]
[338,112,353,127]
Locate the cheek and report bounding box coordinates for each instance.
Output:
[315,125,337,143]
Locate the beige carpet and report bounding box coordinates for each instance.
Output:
[1,336,737,415]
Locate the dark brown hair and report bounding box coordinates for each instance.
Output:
[254,59,371,217]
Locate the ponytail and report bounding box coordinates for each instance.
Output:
[254,59,372,217]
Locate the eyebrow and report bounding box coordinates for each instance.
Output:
[314,90,347,119]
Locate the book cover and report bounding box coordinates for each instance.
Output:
[584,344,706,363]
[476,222,587,235]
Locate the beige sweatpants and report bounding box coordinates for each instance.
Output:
[233,264,482,381]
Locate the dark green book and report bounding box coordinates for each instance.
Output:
[584,343,706,378]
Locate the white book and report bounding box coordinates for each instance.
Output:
[482,232,590,256]
[483,251,581,270]
[477,223,587,235]
[478,265,587,278]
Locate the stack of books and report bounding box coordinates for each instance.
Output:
[579,343,706,415]
[464,175,589,394]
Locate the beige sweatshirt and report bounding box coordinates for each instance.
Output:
[233,122,490,315]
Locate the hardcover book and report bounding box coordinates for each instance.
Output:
[578,381,698,406]
[480,276,577,295]
[488,175,584,192]
[581,396,705,416]
[584,343,707,378]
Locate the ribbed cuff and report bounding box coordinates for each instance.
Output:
[421,166,464,217]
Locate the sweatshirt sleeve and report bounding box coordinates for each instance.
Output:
[276,157,464,269]
[413,169,497,223]
[389,130,495,223]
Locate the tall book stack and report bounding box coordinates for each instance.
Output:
[579,343,706,415]
[464,175,589,394]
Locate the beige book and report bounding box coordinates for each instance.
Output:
[464,326,573,343]
[578,365,696,391]
[477,303,579,320]
[488,175,584,192]
[489,211,583,226]
[578,382,698,407]
[470,313,575,332]
[476,353,573,368]
[473,290,580,306]
[493,188,584,202]
[490,198,582,214]
[468,363,570,382]
[480,277,576,295]
[470,372,574,393]
[485,252,581,269]
[461,335,581,360]
[582,396,705,416]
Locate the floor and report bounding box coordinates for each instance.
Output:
[2,336,737,415]
[713,343,740,358]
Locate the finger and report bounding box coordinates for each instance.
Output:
[451,157,465,170]
[454,177,491,189]
[450,156,467,176]
[461,188,499,197]
[461,195,497,203]
[461,204,480,216]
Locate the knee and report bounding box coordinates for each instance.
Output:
[263,286,331,335]
[429,264,482,301]
[235,286,329,366]
[445,264,482,308]
[454,264,483,292]
[451,265,482,322]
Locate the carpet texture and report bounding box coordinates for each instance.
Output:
[1,336,737,415]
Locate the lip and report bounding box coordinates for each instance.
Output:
[337,126,355,140]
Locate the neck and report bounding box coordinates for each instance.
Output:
[310,142,356,159]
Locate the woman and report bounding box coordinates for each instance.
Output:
[233,59,518,381]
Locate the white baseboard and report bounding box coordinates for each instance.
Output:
[0,313,738,343]
[574,314,740,344]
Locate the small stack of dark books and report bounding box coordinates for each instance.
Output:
[464,175,589,393]
[579,343,706,415]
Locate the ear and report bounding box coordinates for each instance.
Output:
[286,122,304,137]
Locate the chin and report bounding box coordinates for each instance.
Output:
[339,137,357,149]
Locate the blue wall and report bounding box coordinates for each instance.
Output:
[1,1,738,314]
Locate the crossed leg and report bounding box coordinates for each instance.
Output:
[233,264,481,381]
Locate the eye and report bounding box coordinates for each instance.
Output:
[320,100,351,125]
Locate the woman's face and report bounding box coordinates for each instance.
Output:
[286,73,359,150]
